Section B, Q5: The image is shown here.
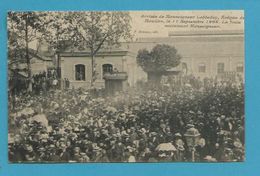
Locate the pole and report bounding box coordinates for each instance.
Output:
[191,147,195,162]
[57,52,61,78]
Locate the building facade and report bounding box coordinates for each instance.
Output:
[59,30,244,89]
[59,49,141,89]
[122,30,244,81]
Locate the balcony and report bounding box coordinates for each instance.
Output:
[103,72,128,80]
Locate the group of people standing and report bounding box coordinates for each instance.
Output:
[8,76,244,163]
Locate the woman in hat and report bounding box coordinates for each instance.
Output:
[195,138,209,161]
[174,134,186,162]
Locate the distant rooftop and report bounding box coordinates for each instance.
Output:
[168,30,244,37]
[134,30,244,43]
[60,48,129,57]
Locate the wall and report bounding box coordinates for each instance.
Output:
[13,57,53,76]
[60,31,244,89]
[60,55,128,89]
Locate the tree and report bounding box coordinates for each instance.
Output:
[70,11,132,87]
[8,12,48,92]
[43,12,78,79]
[137,44,182,84]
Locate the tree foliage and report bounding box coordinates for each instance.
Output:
[8,12,49,91]
[7,12,49,67]
[7,11,133,88]
[137,44,182,73]
[70,11,132,85]
[43,12,78,53]
[71,11,132,53]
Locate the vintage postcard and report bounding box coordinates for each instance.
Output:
[8,10,244,163]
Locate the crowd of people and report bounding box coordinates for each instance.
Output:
[8,76,244,163]
[9,70,70,110]
[31,72,70,94]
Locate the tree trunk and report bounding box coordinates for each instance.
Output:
[57,52,61,89]
[147,72,162,85]
[90,53,95,88]
[25,15,32,93]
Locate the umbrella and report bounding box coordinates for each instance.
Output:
[155,143,177,151]
[204,155,217,162]
[83,108,89,114]
[8,134,14,144]
[105,106,117,113]
[19,107,34,116]
[30,114,48,127]
[185,83,192,88]
[80,95,88,101]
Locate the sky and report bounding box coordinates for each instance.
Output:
[130,10,244,38]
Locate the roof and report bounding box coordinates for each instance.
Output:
[121,30,244,58]
[28,49,53,61]
[8,48,53,65]
[9,69,28,78]
[132,30,244,43]
[60,49,129,57]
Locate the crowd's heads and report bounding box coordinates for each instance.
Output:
[8,78,244,162]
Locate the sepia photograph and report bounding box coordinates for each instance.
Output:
[8,10,244,163]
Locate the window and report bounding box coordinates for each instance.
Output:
[198,63,206,73]
[102,64,113,74]
[75,64,85,81]
[236,63,244,73]
[217,63,225,74]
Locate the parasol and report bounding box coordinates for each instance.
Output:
[105,106,117,113]
[30,114,49,127]
[155,143,177,151]
[19,107,34,116]
[83,108,89,114]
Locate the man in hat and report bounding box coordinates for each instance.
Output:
[125,146,136,162]
[24,144,36,162]
[79,152,90,162]
[9,134,25,162]
[112,141,125,162]
[59,142,71,162]
[93,148,109,162]
[47,144,60,162]
[71,147,81,162]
